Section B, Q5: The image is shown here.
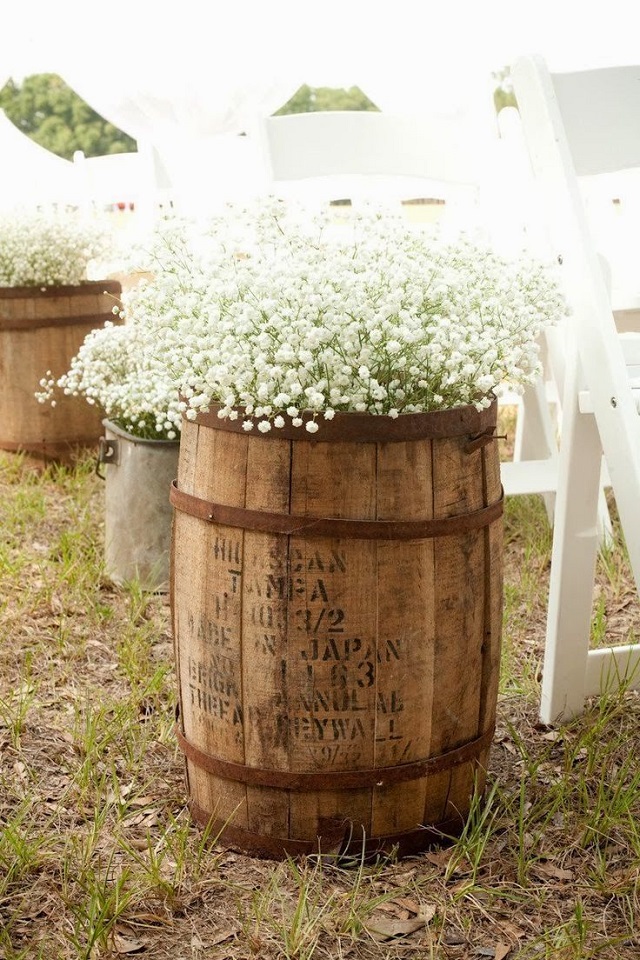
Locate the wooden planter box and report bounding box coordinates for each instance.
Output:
[0,280,122,462]
[170,402,504,859]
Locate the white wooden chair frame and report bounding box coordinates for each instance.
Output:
[511,56,640,723]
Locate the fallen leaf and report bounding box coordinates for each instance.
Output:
[126,912,174,926]
[443,928,466,945]
[375,901,410,918]
[390,896,421,915]
[21,905,48,920]
[612,597,634,613]
[113,933,146,954]
[124,813,146,827]
[86,638,111,651]
[497,921,526,941]
[533,862,574,881]
[209,926,240,946]
[366,916,426,941]
[419,904,437,924]
[126,837,150,851]
[390,869,417,883]
[376,898,436,923]
[495,944,512,960]
[424,848,453,869]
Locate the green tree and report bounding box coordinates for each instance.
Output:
[0,74,137,159]
[493,67,517,113]
[274,84,379,115]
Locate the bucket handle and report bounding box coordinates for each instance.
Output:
[95,437,119,480]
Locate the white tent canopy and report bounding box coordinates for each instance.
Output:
[1,0,639,213]
[0,108,79,210]
[4,1,639,125]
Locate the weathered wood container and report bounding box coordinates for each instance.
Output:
[170,403,503,859]
[100,419,180,592]
[0,281,122,462]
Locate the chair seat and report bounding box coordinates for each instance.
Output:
[501,459,559,496]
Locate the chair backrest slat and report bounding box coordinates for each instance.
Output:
[261,110,486,186]
[552,66,640,175]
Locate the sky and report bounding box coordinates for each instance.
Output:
[1,0,639,138]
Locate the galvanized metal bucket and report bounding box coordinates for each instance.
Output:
[98,420,179,592]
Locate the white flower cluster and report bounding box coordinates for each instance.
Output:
[36,293,182,440]
[0,209,114,286]
[126,200,567,434]
[36,314,183,442]
[34,216,208,441]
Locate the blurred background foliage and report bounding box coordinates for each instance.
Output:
[0,71,516,160]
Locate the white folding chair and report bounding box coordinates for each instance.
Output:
[511,56,640,722]
[496,106,617,540]
[258,108,560,506]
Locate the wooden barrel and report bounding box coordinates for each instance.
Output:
[0,280,122,462]
[170,402,503,859]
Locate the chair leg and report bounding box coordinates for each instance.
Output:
[514,379,557,522]
[540,358,602,724]
[596,462,614,547]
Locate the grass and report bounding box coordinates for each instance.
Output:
[1,425,640,959]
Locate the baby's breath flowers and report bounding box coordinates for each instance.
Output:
[36,308,182,442]
[0,209,113,286]
[126,200,567,435]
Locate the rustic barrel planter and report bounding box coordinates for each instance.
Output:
[98,420,180,592]
[0,280,122,462]
[170,402,503,859]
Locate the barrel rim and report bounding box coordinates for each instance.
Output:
[0,279,122,298]
[188,398,497,442]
